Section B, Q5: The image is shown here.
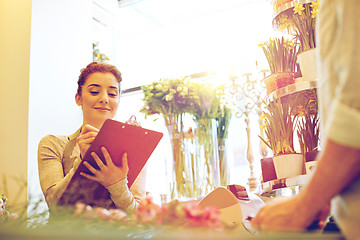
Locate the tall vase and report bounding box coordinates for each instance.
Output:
[194,118,220,196]
[218,137,230,186]
[165,113,186,199]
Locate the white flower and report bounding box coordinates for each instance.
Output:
[170,89,176,94]
[177,86,182,92]
[165,94,173,101]
[155,84,163,91]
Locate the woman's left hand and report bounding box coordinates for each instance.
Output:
[80,147,129,187]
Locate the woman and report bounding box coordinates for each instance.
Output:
[38,62,145,214]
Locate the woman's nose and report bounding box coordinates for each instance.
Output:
[99,92,109,103]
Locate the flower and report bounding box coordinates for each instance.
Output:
[259,99,298,155]
[259,37,300,74]
[310,1,319,9]
[293,3,305,15]
[311,8,318,18]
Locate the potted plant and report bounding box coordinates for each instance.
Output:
[273,1,320,81]
[259,98,304,179]
[259,36,300,95]
[295,89,320,166]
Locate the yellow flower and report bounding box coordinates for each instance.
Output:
[311,8,318,18]
[96,53,101,58]
[293,3,305,15]
[311,1,319,10]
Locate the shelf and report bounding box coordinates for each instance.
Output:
[267,78,317,100]
[273,0,314,20]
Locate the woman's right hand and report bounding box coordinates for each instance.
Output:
[76,124,99,159]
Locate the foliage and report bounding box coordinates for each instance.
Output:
[141,78,225,197]
[140,77,192,123]
[215,84,233,140]
[274,1,319,52]
[259,36,300,74]
[0,194,19,224]
[292,1,318,51]
[93,42,110,62]
[297,112,319,154]
[2,196,235,236]
[259,98,298,155]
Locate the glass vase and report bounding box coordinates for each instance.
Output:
[218,137,230,186]
[165,113,198,200]
[193,118,220,196]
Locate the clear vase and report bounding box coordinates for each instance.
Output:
[165,113,197,200]
[218,137,230,186]
[193,118,220,196]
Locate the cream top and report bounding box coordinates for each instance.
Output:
[38,128,146,213]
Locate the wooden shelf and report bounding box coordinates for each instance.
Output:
[273,0,314,20]
[267,78,317,100]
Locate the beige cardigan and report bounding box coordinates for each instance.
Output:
[38,128,146,213]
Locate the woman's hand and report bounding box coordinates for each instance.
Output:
[77,124,99,159]
[80,147,129,187]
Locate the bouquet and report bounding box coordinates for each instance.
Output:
[259,36,300,74]
[274,1,319,52]
[259,99,298,155]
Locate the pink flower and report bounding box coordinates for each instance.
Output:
[94,207,111,220]
[136,196,161,223]
[202,207,223,230]
[0,199,3,210]
[109,209,127,222]
[84,205,96,219]
[9,212,18,221]
[184,204,204,227]
[74,202,86,215]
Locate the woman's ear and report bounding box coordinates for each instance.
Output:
[75,93,82,106]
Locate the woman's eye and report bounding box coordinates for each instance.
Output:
[109,93,118,97]
[90,91,99,95]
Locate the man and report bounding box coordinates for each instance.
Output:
[252,1,360,239]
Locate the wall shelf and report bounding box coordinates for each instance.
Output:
[267,78,317,100]
[273,0,314,20]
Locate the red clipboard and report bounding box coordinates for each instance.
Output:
[59,119,163,208]
[77,119,163,188]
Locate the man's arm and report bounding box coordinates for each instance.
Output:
[251,138,360,232]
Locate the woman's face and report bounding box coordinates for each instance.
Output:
[75,72,120,128]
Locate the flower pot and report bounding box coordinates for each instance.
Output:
[264,72,295,95]
[273,153,304,179]
[298,48,318,82]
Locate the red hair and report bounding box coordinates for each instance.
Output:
[77,61,122,95]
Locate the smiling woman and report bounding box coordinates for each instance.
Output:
[37,62,146,214]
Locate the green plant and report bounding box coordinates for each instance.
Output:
[259,36,300,74]
[297,112,319,154]
[274,1,319,52]
[93,42,110,62]
[292,1,318,51]
[259,98,298,155]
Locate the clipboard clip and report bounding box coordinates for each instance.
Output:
[126,115,141,126]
